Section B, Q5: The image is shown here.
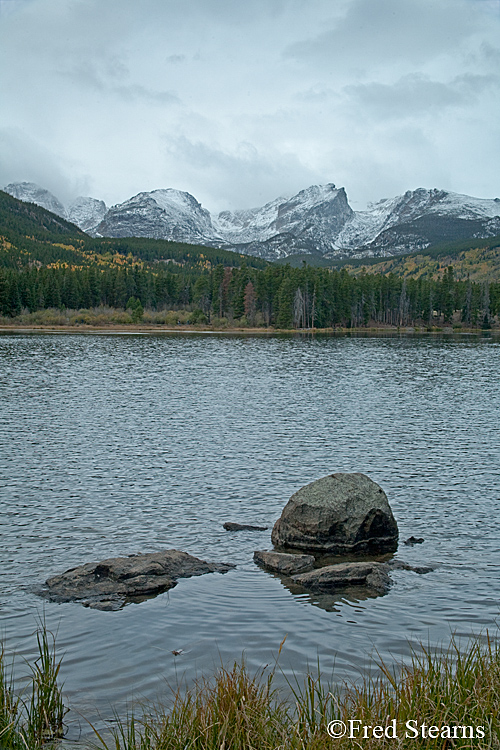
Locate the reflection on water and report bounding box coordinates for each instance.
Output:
[0,331,499,740]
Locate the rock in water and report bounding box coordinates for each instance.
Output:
[403,536,424,545]
[271,473,398,554]
[37,549,235,608]
[223,522,268,531]
[293,561,393,595]
[253,550,315,575]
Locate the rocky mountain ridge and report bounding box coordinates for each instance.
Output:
[5,180,500,261]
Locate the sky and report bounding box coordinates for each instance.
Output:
[0,0,499,213]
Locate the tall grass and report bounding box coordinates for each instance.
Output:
[94,634,500,750]
[2,629,500,748]
[0,628,66,749]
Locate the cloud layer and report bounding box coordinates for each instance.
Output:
[1,0,499,211]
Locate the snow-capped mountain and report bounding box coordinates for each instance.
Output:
[4,182,66,219]
[4,180,500,261]
[96,189,213,244]
[67,197,107,234]
[3,181,107,235]
[213,184,352,242]
[332,188,500,257]
[211,184,354,259]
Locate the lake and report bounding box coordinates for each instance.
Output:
[1,330,499,743]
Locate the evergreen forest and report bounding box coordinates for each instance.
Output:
[0,190,498,329]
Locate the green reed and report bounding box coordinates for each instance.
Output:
[94,633,500,750]
[0,627,66,749]
[3,628,500,749]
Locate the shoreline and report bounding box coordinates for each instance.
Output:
[0,323,497,335]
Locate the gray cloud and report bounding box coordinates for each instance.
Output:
[0,0,499,211]
[0,128,90,203]
[162,136,321,212]
[285,0,485,71]
[61,62,180,105]
[343,73,500,118]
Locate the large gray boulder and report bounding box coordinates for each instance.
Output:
[271,473,398,554]
[37,549,235,609]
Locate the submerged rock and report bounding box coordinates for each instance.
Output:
[387,559,434,575]
[403,536,424,545]
[37,549,235,608]
[292,558,434,598]
[253,550,315,576]
[223,522,268,531]
[293,561,393,595]
[271,473,398,554]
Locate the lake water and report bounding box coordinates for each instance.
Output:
[1,330,499,743]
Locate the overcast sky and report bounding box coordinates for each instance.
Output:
[1,0,499,212]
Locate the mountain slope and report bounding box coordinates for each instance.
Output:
[341,235,500,283]
[4,181,67,219]
[0,189,85,240]
[5,180,500,262]
[0,189,268,271]
[3,182,107,235]
[96,188,214,243]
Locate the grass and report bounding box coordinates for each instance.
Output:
[92,634,500,750]
[2,630,500,748]
[0,627,66,749]
[0,306,265,329]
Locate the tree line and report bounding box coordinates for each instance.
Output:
[0,262,498,328]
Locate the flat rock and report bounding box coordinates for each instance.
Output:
[271,473,398,554]
[37,549,235,607]
[253,550,315,575]
[292,558,434,597]
[293,561,392,595]
[223,522,268,531]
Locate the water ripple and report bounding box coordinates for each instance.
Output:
[0,332,499,734]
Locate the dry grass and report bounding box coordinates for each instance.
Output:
[94,634,500,750]
[2,630,500,748]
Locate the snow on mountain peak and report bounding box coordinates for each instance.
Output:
[4,181,66,219]
[4,179,500,260]
[150,188,203,214]
[67,196,107,234]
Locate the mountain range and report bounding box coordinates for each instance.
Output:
[5,180,500,262]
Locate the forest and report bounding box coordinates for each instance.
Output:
[0,189,498,328]
[0,261,498,329]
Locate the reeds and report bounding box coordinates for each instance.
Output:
[95,633,500,750]
[0,627,66,749]
[2,629,500,749]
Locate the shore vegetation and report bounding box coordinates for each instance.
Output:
[0,628,66,749]
[1,189,499,331]
[2,629,500,748]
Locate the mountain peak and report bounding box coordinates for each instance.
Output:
[4,181,66,219]
[5,180,500,261]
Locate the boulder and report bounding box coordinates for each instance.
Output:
[293,561,392,595]
[253,550,315,576]
[271,473,398,554]
[37,549,235,608]
[223,522,268,531]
